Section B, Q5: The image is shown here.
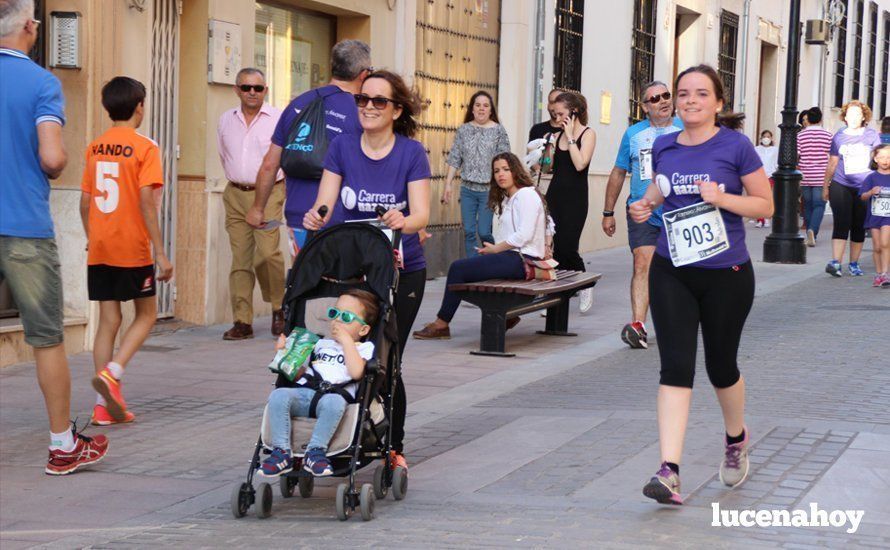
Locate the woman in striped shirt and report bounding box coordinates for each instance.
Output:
[796,107,833,247]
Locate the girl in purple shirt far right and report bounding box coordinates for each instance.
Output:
[859,144,890,287]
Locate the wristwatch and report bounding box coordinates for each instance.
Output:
[568,138,577,145]
[602,210,615,217]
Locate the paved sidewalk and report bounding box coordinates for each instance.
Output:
[1,221,888,548]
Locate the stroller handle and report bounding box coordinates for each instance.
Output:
[304,205,329,243]
[374,206,402,253]
[304,205,402,258]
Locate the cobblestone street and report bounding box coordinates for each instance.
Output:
[1,226,889,549]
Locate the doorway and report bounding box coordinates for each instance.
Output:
[757,42,780,137]
[673,6,701,84]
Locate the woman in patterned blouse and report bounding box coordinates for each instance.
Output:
[442,90,512,257]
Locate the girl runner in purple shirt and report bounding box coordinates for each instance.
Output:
[823,101,882,277]
[859,144,890,287]
[629,65,773,506]
[303,70,430,472]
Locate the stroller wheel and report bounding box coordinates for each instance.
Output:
[373,464,389,499]
[335,483,351,521]
[279,475,296,498]
[392,466,408,501]
[256,482,273,519]
[360,483,375,521]
[298,475,314,498]
[230,482,252,518]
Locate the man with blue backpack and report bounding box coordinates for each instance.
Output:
[247,40,372,254]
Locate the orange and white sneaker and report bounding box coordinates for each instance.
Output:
[91,404,135,426]
[92,367,129,422]
[388,450,408,471]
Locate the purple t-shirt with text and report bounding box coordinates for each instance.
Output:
[860,171,890,229]
[829,127,881,188]
[271,85,363,226]
[324,133,432,273]
[652,127,763,268]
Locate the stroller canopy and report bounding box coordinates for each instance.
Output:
[284,222,397,305]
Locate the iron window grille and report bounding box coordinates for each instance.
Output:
[834,1,849,107]
[851,0,864,100]
[866,2,878,109]
[718,10,740,111]
[554,0,584,93]
[882,11,889,117]
[629,0,657,124]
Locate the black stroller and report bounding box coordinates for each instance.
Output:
[231,219,407,521]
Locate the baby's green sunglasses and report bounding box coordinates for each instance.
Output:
[326,306,368,326]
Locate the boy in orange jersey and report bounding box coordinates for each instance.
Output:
[79,77,173,425]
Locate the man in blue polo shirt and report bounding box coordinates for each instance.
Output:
[602,80,682,350]
[0,0,108,474]
[246,40,370,248]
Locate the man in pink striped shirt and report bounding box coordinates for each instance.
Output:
[797,107,833,247]
[217,68,285,340]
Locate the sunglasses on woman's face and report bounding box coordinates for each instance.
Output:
[354,93,398,110]
[326,307,368,326]
[239,84,266,93]
[646,91,672,104]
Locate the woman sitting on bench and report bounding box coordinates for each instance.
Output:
[413,152,552,340]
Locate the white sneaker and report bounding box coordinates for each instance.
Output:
[805,229,815,247]
[579,288,593,314]
[763,220,771,228]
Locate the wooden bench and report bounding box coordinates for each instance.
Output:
[448,270,602,357]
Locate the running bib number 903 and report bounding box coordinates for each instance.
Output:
[662,202,730,267]
[872,194,890,217]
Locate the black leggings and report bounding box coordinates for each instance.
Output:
[391,268,426,453]
[648,254,754,389]
[546,181,588,272]
[829,181,866,243]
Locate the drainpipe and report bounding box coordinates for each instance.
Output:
[532,0,546,124]
[738,0,752,115]
[817,0,827,112]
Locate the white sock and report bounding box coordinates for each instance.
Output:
[50,429,75,452]
[106,361,124,379]
[96,393,107,407]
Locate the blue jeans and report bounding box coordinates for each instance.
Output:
[436,251,526,322]
[460,186,494,258]
[267,387,347,452]
[801,186,827,237]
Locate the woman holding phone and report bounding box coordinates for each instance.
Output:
[545,91,596,312]
[303,70,431,474]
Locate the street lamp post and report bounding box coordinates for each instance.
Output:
[763,0,806,264]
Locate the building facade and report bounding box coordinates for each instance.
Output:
[2,0,889,366]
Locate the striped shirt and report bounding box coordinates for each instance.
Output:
[796,126,833,186]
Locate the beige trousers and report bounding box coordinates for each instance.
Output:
[222,182,285,324]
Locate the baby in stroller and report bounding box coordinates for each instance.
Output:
[259,288,379,478]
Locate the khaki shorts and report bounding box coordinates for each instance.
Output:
[0,236,64,348]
